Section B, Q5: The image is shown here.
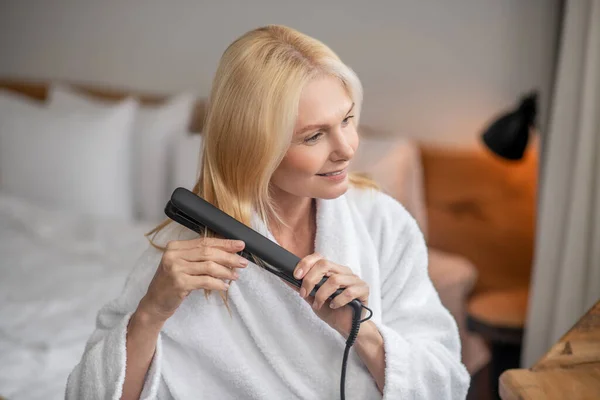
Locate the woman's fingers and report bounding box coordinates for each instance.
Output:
[203,237,246,253]
[300,258,342,299]
[185,274,231,292]
[143,237,248,323]
[293,252,324,280]
[311,273,356,310]
[166,237,245,253]
[315,275,369,310]
[177,246,249,269]
[295,253,355,299]
[183,260,241,281]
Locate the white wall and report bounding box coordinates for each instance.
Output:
[0,0,560,146]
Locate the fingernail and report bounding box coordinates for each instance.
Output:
[239,258,248,266]
[295,269,303,279]
[299,287,306,298]
[224,283,230,289]
[233,273,240,279]
[330,303,336,309]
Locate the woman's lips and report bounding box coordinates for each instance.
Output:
[316,168,347,181]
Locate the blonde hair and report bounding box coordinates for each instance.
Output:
[146,25,379,311]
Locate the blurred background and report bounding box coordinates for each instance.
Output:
[1,1,598,399]
[0,0,559,145]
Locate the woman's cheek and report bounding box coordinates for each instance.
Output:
[285,147,325,176]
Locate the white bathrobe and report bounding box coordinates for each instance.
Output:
[65,186,470,399]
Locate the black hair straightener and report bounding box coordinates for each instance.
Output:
[165,187,373,400]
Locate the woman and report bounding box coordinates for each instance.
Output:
[66,25,469,399]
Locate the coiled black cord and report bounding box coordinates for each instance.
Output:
[340,301,373,400]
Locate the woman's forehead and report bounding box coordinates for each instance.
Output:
[295,77,353,130]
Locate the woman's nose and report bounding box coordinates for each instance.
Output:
[331,130,355,161]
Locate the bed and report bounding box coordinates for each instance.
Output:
[0,79,207,399]
[0,191,153,399]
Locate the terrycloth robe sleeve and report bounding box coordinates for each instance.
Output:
[65,245,164,400]
[368,192,470,399]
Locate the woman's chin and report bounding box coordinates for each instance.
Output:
[317,180,349,199]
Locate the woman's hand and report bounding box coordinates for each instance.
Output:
[137,237,249,325]
[286,253,370,339]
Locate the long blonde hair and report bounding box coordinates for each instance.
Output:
[146,25,378,310]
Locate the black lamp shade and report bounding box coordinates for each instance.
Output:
[482,92,537,160]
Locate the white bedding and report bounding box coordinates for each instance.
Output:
[0,192,155,400]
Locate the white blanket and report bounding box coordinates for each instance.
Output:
[0,192,153,400]
[66,187,470,399]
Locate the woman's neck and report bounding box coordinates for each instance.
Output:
[268,189,316,255]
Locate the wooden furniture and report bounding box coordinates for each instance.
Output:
[0,78,208,133]
[420,142,538,295]
[500,300,600,399]
[467,287,530,399]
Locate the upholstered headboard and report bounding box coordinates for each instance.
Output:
[0,78,208,133]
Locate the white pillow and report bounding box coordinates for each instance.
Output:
[47,85,197,221]
[169,131,204,193]
[0,89,46,110]
[0,90,138,220]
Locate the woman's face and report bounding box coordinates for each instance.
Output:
[271,76,359,200]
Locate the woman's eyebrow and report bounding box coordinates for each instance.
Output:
[345,102,355,116]
[296,102,355,135]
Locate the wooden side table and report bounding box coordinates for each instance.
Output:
[467,287,530,399]
[499,300,600,399]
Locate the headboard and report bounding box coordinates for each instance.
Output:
[0,78,207,133]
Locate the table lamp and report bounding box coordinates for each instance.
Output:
[481,91,538,160]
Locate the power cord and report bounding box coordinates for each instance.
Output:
[341,301,373,400]
[246,252,374,399]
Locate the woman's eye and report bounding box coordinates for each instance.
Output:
[305,132,323,143]
[342,115,355,127]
